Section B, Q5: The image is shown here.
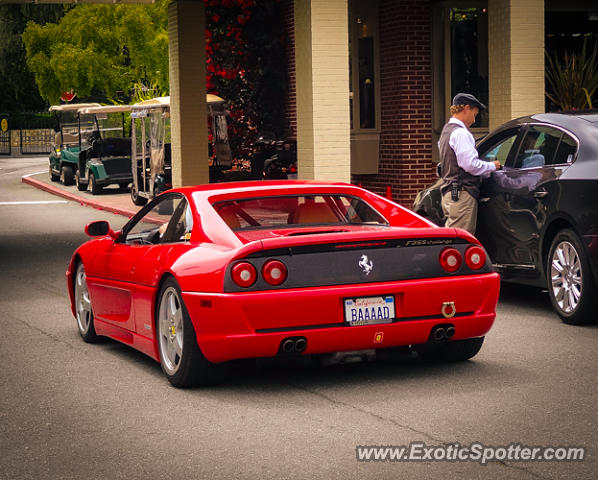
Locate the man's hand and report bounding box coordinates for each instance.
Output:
[493,160,502,170]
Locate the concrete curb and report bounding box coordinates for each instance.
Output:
[22,175,139,218]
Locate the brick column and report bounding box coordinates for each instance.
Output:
[294,0,351,182]
[168,0,208,187]
[488,0,545,130]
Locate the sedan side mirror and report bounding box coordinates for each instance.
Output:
[85,220,118,240]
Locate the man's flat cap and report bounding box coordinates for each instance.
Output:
[452,93,487,110]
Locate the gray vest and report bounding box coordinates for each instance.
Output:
[439,122,482,199]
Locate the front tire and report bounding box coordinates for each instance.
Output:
[74,263,100,343]
[156,279,221,387]
[415,337,484,362]
[88,173,102,195]
[547,229,597,325]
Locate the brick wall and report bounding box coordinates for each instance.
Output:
[351,0,436,207]
[282,0,297,138]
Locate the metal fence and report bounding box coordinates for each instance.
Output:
[0,115,10,155]
[0,113,55,156]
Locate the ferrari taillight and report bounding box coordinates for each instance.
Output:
[231,262,257,288]
[465,245,486,270]
[439,247,462,273]
[262,260,287,286]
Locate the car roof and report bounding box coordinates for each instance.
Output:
[182,180,356,199]
[484,111,598,165]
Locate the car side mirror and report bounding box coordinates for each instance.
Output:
[85,221,118,240]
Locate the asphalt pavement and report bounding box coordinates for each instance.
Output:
[2,155,598,480]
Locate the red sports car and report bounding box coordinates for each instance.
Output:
[67,181,500,387]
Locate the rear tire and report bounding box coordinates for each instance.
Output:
[156,278,222,387]
[75,171,87,191]
[546,229,597,325]
[88,173,102,195]
[415,337,484,362]
[130,185,147,206]
[60,165,74,185]
[49,164,59,182]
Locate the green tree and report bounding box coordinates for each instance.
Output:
[0,4,64,112]
[22,1,169,105]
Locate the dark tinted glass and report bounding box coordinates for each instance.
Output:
[553,132,577,165]
[515,126,571,168]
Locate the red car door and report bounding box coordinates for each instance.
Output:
[87,193,192,336]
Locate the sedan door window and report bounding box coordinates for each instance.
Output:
[514,126,576,168]
[480,131,519,166]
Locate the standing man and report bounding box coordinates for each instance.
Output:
[439,93,501,235]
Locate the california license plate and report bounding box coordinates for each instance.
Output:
[344,295,395,326]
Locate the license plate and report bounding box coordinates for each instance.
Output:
[344,295,395,326]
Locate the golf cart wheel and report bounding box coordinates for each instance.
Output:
[130,185,147,206]
[60,165,74,185]
[75,171,87,191]
[49,164,60,182]
[88,173,102,195]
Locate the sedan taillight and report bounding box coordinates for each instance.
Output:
[465,245,486,270]
[439,247,462,273]
[262,260,287,286]
[231,262,257,288]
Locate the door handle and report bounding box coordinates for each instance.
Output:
[533,190,549,198]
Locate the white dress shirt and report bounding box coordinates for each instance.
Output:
[447,118,497,177]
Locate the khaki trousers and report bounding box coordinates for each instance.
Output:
[441,190,477,235]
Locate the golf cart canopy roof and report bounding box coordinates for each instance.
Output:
[131,94,225,110]
[78,105,133,115]
[49,103,101,112]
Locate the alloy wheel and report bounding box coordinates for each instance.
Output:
[550,240,582,314]
[75,264,92,334]
[158,286,185,375]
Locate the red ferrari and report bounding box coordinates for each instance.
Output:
[67,181,500,387]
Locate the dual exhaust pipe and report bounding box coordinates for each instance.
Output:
[279,336,307,354]
[430,324,455,342]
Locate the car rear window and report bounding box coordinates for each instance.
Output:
[212,195,388,230]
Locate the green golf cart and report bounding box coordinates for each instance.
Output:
[48,103,101,185]
[74,104,133,195]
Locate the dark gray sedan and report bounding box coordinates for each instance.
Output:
[413,112,598,325]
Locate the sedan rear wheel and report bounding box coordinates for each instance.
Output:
[157,279,222,387]
[547,229,597,325]
[74,263,99,342]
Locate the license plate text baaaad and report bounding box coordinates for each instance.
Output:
[344,296,395,326]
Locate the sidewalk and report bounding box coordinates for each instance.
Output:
[22,171,141,219]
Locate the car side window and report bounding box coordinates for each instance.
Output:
[553,131,577,165]
[480,132,519,166]
[514,126,573,168]
[124,194,190,245]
